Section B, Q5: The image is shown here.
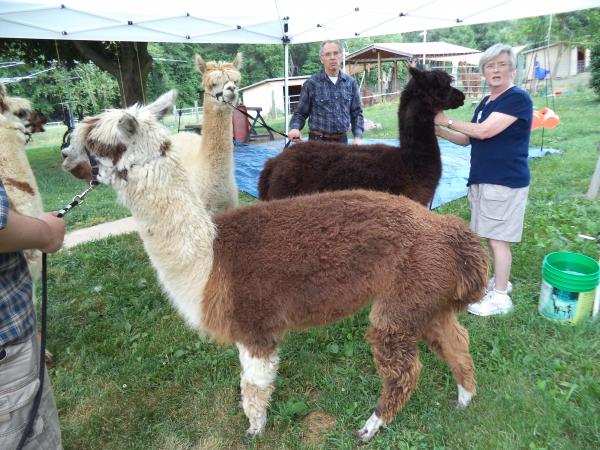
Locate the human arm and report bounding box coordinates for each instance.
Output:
[350,78,364,144]
[0,210,65,253]
[435,110,518,141]
[288,81,313,141]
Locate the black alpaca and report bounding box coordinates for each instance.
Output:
[258,67,465,206]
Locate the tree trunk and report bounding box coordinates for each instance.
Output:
[73,41,153,107]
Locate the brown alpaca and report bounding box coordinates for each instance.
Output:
[61,91,488,442]
[458,61,481,98]
[258,67,465,206]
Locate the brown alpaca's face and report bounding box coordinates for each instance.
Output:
[62,90,176,186]
[407,67,465,112]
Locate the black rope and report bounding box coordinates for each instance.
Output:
[15,179,96,450]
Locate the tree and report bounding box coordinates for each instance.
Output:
[0,39,151,106]
[590,42,600,97]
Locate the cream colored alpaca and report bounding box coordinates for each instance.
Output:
[62,54,241,216]
[62,90,486,443]
[0,84,44,280]
[191,53,241,214]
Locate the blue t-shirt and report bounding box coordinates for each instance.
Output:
[468,86,533,188]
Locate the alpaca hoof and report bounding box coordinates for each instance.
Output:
[456,384,474,409]
[354,412,383,443]
[244,427,262,441]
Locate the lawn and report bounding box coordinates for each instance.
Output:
[26,87,600,449]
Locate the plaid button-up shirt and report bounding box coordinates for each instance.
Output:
[290,69,364,138]
[0,178,35,347]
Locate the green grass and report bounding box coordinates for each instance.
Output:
[29,88,600,449]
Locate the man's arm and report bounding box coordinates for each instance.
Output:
[349,78,364,144]
[0,210,65,253]
[288,80,313,140]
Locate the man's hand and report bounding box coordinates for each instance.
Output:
[288,128,302,141]
[0,210,65,253]
[38,212,66,253]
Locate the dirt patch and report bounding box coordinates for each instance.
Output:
[302,410,337,447]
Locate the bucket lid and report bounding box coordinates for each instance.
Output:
[542,252,600,292]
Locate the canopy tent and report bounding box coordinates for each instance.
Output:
[1,0,598,127]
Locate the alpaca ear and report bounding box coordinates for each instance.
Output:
[233,52,243,69]
[118,113,139,137]
[146,90,177,120]
[408,66,425,82]
[195,54,207,75]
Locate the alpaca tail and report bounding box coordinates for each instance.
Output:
[258,158,274,200]
[447,216,488,306]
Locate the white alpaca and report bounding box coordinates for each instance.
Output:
[62,54,241,216]
[62,90,488,443]
[0,83,45,280]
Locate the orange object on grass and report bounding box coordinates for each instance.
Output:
[531,107,560,130]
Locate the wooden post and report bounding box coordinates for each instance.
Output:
[377,51,382,98]
[585,142,600,200]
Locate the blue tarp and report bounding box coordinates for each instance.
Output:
[233,139,560,208]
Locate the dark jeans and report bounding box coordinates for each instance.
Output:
[308,133,348,144]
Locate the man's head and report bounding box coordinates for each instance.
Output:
[320,40,343,77]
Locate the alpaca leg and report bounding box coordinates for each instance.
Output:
[237,343,279,438]
[355,327,421,443]
[422,311,476,408]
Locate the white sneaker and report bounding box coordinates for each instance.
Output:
[467,290,513,316]
[487,276,513,294]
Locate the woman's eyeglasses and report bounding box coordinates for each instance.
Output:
[484,62,510,71]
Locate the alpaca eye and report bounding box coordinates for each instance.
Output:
[17,110,27,118]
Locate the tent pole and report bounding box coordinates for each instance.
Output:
[284,42,289,135]
[283,17,290,136]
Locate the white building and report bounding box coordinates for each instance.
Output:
[239,75,310,117]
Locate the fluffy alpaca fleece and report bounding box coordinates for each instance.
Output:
[62,91,488,443]
[258,67,465,206]
[0,83,46,280]
[62,53,242,216]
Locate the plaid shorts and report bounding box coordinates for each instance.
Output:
[468,184,530,243]
[0,334,62,449]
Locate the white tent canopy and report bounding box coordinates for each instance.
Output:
[2,0,598,129]
[1,0,598,44]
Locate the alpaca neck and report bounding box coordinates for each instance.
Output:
[0,127,42,208]
[119,151,216,329]
[201,97,234,171]
[398,95,438,151]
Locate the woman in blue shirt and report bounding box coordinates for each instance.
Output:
[434,43,533,317]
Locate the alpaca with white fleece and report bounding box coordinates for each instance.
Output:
[62,54,242,216]
[0,83,46,280]
[62,90,488,443]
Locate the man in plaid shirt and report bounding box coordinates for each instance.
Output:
[0,177,65,449]
[289,40,364,144]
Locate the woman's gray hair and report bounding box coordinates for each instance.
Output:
[320,40,343,55]
[479,43,517,73]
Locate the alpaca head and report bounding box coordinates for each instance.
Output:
[404,67,465,114]
[0,83,47,133]
[195,53,242,108]
[62,90,177,185]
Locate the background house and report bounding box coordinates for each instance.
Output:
[240,75,310,117]
[520,42,591,92]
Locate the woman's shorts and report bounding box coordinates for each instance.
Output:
[468,183,530,243]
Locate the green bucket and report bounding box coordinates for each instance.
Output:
[539,252,600,324]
